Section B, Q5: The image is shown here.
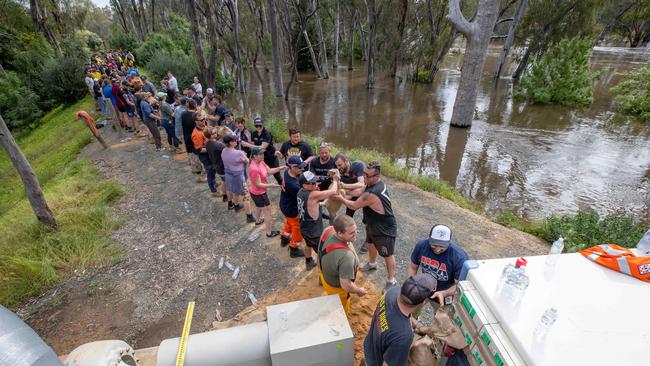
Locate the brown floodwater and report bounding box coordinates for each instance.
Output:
[235,46,650,222]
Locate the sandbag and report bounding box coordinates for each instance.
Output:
[416,308,468,350]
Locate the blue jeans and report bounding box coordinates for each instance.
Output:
[206,165,217,193]
[161,119,179,147]
[98,97,109,116]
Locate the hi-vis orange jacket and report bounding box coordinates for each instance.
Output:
[580,244,650,283]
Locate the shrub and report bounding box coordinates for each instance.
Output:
[496,210,648,253]
[515,37,595,106]
[59,33,92,62]
[215,67,236,96]
[0,31,53,96]
[77,30,104,51]
[611,61,650,121]
[108,31,138,52]
[145,50,199,87]
[41,56,87,107]
[136,33,178,65]
[0,71,43,130]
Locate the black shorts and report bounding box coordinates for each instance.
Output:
[117,105,127,113]
[365,227,396,257]
[250,193,270,208]
[304,236,320,250]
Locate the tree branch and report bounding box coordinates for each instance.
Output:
[446,0,472,36]
[496,17,514,25]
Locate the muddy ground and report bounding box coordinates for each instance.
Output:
[18,124,548,356]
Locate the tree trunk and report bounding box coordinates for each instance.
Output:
[138,0,148,33]
[129,0,145,39]
[0,114,56,228]
[312,0,329,79]
[267,0,284,97]
[187,0,210,89]
[512,46,530,80]
[366,0,377,88]
[493,0,527,81]
[227,0,246,94]
[204,0,218,90]
[347,9,354,70]
[390,0,408,78]
[150,0,156,32]
[428,30,459,82]
[303,30,323,79]
[111,0,130,34]
[447,0,500,127]
[334,0,340,68]
[360,26,367,61]
[30,0,59,50]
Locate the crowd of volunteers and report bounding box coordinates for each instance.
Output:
[84,53,470,366]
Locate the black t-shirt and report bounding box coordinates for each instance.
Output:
[309,157,336,190]
[280,141,313,162]
[363,286,413,366]
[181,111,196,138]
[251,128,276,159]
[341,160,366,184]
[206,140,225,175]
[92,84,101,99]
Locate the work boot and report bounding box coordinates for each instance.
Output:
[280,235,290,247]
[305,257,317,270]
[358,242,369,254]
[289,246,305,258]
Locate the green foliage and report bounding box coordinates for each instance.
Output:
[107,31,138,51]
[145,50,199,88]
[515,37,595,106]
[60,33,93,61]
[76,30,104,51]
[0,0,32,33]
[0,71,43,130]
[0,30,54,95]
[136,33,178,65]
[165,14,193,55]
[496,210,648,253]
[611,61,650,121]
[0,98,124,307]
[135,17,193,65]
[215,67,236,96]
[413,69,431,83]
[41,55,88,107]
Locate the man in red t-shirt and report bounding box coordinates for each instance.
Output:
[249,148,287,237]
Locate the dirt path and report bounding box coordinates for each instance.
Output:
[18,125,548,356]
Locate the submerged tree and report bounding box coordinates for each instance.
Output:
[447,0,500,127]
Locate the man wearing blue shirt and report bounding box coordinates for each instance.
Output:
[408,224,468,313]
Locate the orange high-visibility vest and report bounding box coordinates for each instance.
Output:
[580,244,650,283]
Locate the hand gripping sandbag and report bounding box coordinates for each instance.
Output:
[580,244,650,283]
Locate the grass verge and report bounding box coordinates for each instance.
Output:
[0,97,125,308]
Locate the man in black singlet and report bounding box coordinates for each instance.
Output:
[336,161,398,291]
[297,171,340,270]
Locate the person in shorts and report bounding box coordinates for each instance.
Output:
[248,148,287,237]
[336,162,399,291]
[222,134,255,223]
[296,171,340,270]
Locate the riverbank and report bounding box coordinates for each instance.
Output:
[0,98,124,308]
[18,114,549,355]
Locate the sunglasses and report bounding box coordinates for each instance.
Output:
[364,173,379,178]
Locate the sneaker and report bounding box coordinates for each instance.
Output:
[361,262,378,272]
[155,147,162,152]
[280,235,290,247]
[255,218,265,226]
[266,230,280,238]
[246,214,255,223]
[305,258,317,270]
[222,195,228,202]
[358,242,369,254]
[289,247,305,258]
[227,201,235,210]
[384,279,398,292]
[234,204,243,212]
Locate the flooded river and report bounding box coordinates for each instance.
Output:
[239,46,650,222]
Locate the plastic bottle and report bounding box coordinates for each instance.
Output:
[232,267,240,280]
[248,232,260,242]
[545,237,564,266]
[218,257,224,269]
[534,308,558,339]
[247,291,257,305]
[497,257,530,303]
[225,261,234,271]
[637,229,650,255]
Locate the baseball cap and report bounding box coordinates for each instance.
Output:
[141,75,147,80]
[206,88,214,94]
[428,224,452,248]
[224,110,233,117]
[299,171,319,185]
[253,116,263,125]
[287,156,306,168]
[400,274,437,306]
[223,134,237,143]
[251,147,264,156]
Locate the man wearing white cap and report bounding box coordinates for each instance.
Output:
[407,224,468,316]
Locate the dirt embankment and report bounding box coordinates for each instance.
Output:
[18,125,548,358]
